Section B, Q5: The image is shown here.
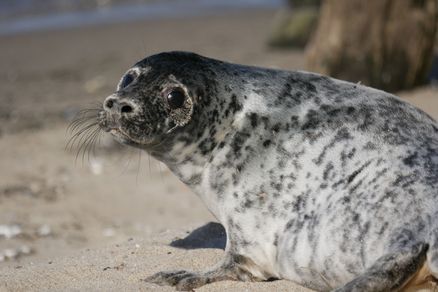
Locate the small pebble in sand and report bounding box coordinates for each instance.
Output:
[0,245,32,262]
[102,227,115,237]
[37,224,52,237]
[0,224,22,239]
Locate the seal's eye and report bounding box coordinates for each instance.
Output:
[167,89,186,109]
[119,73,134,89]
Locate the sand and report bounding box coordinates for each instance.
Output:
[0,8,436,292]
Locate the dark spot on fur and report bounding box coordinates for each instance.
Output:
[403,152,419,167]
[249,113,258,128]
[272,123,281,133]
[347,161,372,184]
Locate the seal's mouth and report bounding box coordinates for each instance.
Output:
[98,111,155,147]
[97,111,114,133]
[109,128,128,139]
[109,128,136,143]
[107,126,146,147]
[98,111,129,141]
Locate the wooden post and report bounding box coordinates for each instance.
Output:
[306,0,438,92]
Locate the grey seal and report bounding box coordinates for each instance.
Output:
[77,51,438,291]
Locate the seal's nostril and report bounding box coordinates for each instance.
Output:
[105,99,114,109]
[121,105,133,113]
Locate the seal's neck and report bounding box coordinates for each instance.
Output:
[158,96,241,187]
[147,63,286,216]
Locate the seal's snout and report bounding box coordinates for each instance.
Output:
[103,96,137,115]
[99,95,139,134]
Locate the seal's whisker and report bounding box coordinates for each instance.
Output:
[68,118,97,134]
[90,130,102,156]
[84,128,101,162]
[66,108,101,132]
[76,126,101,164]
[82,126,100,154]
[82,128,101,164]
[67,115,92,129]
[66,111,102,165]
[66,122,99,151]
[80,132,94,163]
[74,127,96,162]
[67,118,97,136]
[136,149,142,185]
[69,119,99,136]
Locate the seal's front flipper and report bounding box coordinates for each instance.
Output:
[145,269,227,291]
[335,243,429,292]
[145,254,265,291]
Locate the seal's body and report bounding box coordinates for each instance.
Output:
[96,52,438,291]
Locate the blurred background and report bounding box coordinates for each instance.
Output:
[0,0,437,283]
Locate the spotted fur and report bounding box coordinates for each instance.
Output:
[98,52,438,291]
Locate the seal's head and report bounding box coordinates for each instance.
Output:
[92,51,240,164]
[99,52,210,150]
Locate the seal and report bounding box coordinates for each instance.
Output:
[90,51,438,291]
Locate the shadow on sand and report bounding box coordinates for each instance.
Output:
[170,222,226,250]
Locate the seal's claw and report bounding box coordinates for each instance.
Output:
[145,270,201,289]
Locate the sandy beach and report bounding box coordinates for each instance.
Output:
[0,7,437,291]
